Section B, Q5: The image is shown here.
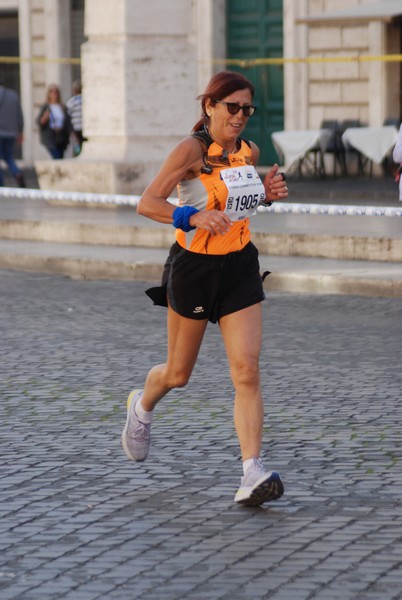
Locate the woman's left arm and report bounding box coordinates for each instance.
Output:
[250,141,288,201]
[263,164,289,201]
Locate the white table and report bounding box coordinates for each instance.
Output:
[341,126,398,165]
[271,129,332,176]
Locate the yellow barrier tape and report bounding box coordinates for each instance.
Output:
[0,56,81,65]
[2,53,401,67]
[213,54,402,68]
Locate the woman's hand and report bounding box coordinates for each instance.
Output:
[263,163,288,202]
[189,209,232,235]
[39,109,50,127]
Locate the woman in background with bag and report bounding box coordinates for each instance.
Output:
[393,123,402,201]
[36,84,71,159]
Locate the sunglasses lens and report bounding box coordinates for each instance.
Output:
[243,106,255,117]
[214,100,255,116]
[226,103,240,115]
[228,103,255,117]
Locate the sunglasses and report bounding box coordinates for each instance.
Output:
[213,99,256,117]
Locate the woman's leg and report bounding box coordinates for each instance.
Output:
[122,305,208,461]
[47,146,58,159]
[220,303,283,506]
[47,146,63,159]
[219,303,264,461]
[55,145,65,159]
[2,138,21,178]
[140,305,209,411]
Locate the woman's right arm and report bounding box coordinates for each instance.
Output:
[137,137,203,224]
[37,105,50,128]
[137,136,232,235]
[393,125,402,163]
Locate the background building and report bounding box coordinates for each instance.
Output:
[289,0,402,131]
[0,0,401,192]
[0,0,85,165]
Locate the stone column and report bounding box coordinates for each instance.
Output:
[368,21,387,127]
[19,0,34,165]
[195,0,226,96]
[43,0,72,103]
[283,0,309,130]
[36,0,200,195]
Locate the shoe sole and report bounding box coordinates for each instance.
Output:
[235,471,284,507]
[121,389,145,461]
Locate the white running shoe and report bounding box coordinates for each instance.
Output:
[121,389,151,461]
[234,459,284,507]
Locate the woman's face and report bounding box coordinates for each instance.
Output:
[206,88,253,145]
[48,87,60,103]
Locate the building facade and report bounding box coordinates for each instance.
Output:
[0,0,85,165]
[286,0,402,131]
[0,0,400,192]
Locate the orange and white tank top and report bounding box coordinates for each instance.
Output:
[176,139,266,255]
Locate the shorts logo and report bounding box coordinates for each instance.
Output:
[193,306,205,314]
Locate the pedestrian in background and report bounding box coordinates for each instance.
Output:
[0,80,25,187]
[122,70,288,507]
[36,84,71,159]
[66,80,84,157]
[393,123,402,201]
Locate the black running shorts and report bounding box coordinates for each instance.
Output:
[145,241,265,323]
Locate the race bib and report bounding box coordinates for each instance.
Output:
[220,165,266,221]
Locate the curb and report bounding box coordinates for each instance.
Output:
[265,272,402,297]
[0,253,162,282]
[1,252,401,297]
[0,220,401,262]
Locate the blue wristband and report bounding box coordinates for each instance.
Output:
[172,206,199,232]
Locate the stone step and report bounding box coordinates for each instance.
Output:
[0,219,401,262]
[0,239,401,297]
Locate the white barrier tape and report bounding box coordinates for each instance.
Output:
[0,186,140,206]
[257,202,402,218]
[0,187,400,217]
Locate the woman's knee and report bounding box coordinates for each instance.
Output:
[230,360,260,388]
[165,368,192,389]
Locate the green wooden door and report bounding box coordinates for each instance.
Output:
[226,0,284,165]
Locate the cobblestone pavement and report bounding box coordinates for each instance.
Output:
[1,270,401,600]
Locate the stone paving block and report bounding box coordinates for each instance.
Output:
[0,272,401,600]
